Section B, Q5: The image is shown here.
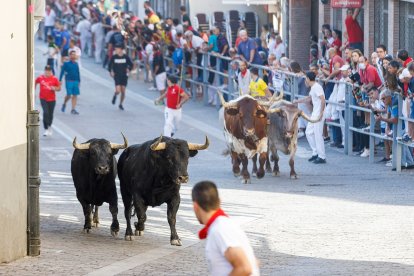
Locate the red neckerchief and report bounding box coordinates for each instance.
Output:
[198,208,228,240]
[241,69,247,77]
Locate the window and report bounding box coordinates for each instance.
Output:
[374,0,389,49]
[332,8,342,31]
[399,1,414,55]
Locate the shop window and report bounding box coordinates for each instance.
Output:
[399,1,414,55]
[374,0,388,49]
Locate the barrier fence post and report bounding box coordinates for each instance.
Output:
[215,55,221,109]
[344,85,350,155]
[346,86,354,156]
[290,75,297,102]
[369,111,375,163]
[394,93,403,171]
[228,60,235,100]
[203,52,209,105]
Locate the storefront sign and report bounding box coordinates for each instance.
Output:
[331,0,362,8]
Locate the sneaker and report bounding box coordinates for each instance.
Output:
[308,155,318,162]
[377,157,391,163]
[43,130,49,137]
[337,144,344,149]
[71,109,79,115]
[61,104,66,112]
[149,86,157,91]
[385,160,393,167]
[119,104,124,111]
[313,157,327,164]
[297,131,305,138]
[48,128,53,136]
[112,94,117,105]
[324,137,331,143]
[360,148,369,157]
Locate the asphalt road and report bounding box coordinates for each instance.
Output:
[1,42,413,276]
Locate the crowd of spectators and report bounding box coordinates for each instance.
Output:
[39,1,414,168]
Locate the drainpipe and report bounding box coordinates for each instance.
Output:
[27,0,42,256]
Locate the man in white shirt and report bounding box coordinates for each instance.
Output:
[294,71,326,164]
[268,35,285,61]
[91,19,105,63]
[192,181,260,276]
[76,18,92,57]
[44,5,56,42]
[184,30,205,81]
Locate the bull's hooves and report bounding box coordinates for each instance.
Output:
[93,223,99,228]
[171,239,182,246]
[111,230,119,238]
[233,173,241,177]
[135,230,144,236]
[125,235,134,241]
[251,172,257,177]
[272,172,280,177]
[241,179,251,184]
[290,175,298,179]
[83,228,91,234]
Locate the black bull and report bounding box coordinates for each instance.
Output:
[117,136,209,245]
[71,134,128,236]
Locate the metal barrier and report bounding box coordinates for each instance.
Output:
[161,50,413,172]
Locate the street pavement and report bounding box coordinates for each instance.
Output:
[1,42,414,275]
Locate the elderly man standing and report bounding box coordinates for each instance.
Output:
[268,35,286,61]
[184,30,205,82]
[236,30,263,65]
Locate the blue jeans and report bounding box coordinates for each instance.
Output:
[44,26,54,41]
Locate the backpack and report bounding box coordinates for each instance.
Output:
[172,48,183,65]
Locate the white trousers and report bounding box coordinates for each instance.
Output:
[94,38,104,63]
[80,35,92,56]
[164,107,182,137]
[305,119,326,159]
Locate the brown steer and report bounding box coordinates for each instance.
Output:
[267,100,323,178]
[219,92,282,183]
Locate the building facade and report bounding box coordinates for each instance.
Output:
[0,1,29,263]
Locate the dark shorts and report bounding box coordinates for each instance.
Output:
[61,48,69,57]
[114,75,128,86]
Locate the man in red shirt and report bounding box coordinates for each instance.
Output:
[345,8,363,53]
[155,75,190,137]
[358,56,383,92]
[35,65,61,136]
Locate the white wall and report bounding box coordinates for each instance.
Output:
[0,0,28,263]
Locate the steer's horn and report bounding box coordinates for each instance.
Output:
[150,135,166,151]
[300,111,323,123]
[257,88,284,106]
[110,132,128,150]
[72,137,90,150]
[267,107,282,113]
[218,91,237,108]
[188,136,210,151]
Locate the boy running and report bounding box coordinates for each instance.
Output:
[45,35,59,75]
[60,50,81,115]
[155,75,189,137]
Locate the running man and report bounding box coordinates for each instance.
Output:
[35,65,61,136]
[152,44,167,99]
[155,75,189,137]
[60,50,81,115]
[108,45,133,110]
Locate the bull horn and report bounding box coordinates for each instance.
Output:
[217,90,237,108]
[300,111,323,123]
[72,137,90,150]
[267,107,282,113]
[188,136,209,151]
[270,88,284,103]
[150,135,166,151]
[110,132,128,150]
